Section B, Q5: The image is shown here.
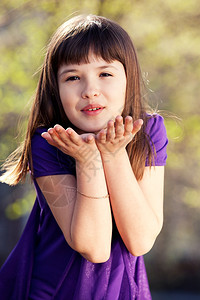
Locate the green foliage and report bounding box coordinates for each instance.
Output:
[0,0,200,290]
[5,189,35,219]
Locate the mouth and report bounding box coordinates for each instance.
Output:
[85,107,102,111]
[81,104,105,115]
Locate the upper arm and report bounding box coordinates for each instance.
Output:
[141,115,167,229]
[31,129,78,248]
[138,166,165,230]
[31,127,76,178]
[36,174,77,248]
[145,114,168,167]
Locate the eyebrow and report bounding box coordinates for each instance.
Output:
[59,69,78,77]
[58,65,118,77]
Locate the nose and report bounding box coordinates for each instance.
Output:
[81,80,100,99]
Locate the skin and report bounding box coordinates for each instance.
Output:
[39,53,165,263]
[57,53,127,134]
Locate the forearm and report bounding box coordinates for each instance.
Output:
[41,126,113,262]
[71,153,112,262]
[101,150,162,256]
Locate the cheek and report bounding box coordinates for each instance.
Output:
[118,81,126,103]
[117,76,126,95]
[118,82,126,112]
[59,87,72,107]
[58,85,65,104]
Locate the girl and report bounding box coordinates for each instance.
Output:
[0,14,168,299]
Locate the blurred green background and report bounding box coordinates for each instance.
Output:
[0,0,200,298]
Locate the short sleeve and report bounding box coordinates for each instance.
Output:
[31,127,76,178]
[145,114,168,166]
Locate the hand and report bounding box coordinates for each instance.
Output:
[95,116,143,157]
[41,125,99,164]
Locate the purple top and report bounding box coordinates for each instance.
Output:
[0,115,168,300]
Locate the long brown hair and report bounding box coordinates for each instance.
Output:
[0,14,153,185]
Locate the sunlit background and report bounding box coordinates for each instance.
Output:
[0,0,200,299]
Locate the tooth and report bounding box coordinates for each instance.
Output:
[87,107,101,111]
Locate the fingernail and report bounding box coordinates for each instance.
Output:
[116,115,123,121]
[66,128,72,134]
[48,128,53,134]
[138,119,143,126]
[41,132,48,139]
[126,116,132,121]
[54,125,61,132]
[88,135,93,141]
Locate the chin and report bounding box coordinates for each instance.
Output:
[77,123,106,134]
[85,127,103,134]
[74,125,102,135]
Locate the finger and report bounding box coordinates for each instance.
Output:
[85,134,95,144]
[132,119,143,135]
[106,120,115,141]
[47,128,67,149]
[124,116,133,136]
[66,128,81,146]
[41,132,57,146]
[54,125,71,145]
[115,116,124,138]
[96,129,106,144]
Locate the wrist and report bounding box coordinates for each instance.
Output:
[75,150,103,177]
[74,142,101,164]
[100,148,127,162]
[75,149,102,165]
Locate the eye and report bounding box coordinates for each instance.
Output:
[100,72,112,78]
[66,76,80,81]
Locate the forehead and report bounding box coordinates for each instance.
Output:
[58,53,124,74]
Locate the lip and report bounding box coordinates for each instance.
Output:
[81,104,105,116]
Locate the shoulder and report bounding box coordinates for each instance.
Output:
[145,114,166,135]
[31,127,58,164]
[31,127,52,154]
[31,127,75,178]
[145,114,168,143]
[145,114,168,166]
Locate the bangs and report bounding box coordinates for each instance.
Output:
[53,17,128,70]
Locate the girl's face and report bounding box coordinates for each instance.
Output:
[57,52,127,133]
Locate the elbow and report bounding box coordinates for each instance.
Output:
[127,228,162,257]
[70,237,111,263]
[81,249,111,263]
[128,239,155,257]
